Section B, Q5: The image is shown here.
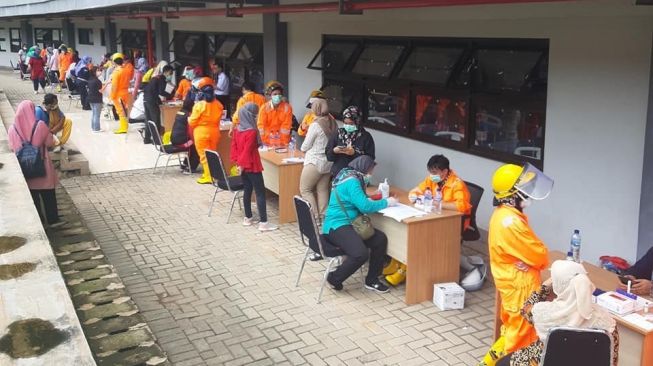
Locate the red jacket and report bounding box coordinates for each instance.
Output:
[29,57,46,80]
[231,129,263,173]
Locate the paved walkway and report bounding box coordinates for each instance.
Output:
[1,70,497,366]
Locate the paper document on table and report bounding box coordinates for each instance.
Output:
[622,313,653,331]
[378,203,425,222]
[282,157,304,164]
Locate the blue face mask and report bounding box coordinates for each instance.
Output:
[343,124,357,133]
[363,175,371,185]
[165,74,172,82]
[430,174,442,183]
[271,94,283,105]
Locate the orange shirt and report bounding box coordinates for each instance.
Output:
[175,79,192,101]
[298,111,316,137]
[409,170,472,229]
[123,61,135,83]
[257,101,293,145]
[189,99,224,129]
[488,205,548,352]
[58,52,73,76]
[232,91,266,124]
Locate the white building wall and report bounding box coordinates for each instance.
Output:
[72,19,106,64]
[0,20,21,69]
[285,12,653,264]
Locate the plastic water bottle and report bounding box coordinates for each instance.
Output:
[566,251,574,261]
[379,178,390,199]
[288,136,296,158]
[434,188,443,214]
[423,189,433,213]
[570,229,581,263]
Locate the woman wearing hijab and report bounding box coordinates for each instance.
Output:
[8,101,66,228]
[230,103,278,232]
[189,77,223,184]
[132,51,149,98]
[494,260,619,366]
[322,155,397,293]
[171,97,199,174]
[299,98,337,223]
[325,106,376,177]
[74,56,93,110]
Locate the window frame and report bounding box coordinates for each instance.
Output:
[78,28,94,45]
[9,28,20,53]
[307,39,361,73]
[317,34,548,169]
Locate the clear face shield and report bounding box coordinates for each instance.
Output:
[514,163,554,200]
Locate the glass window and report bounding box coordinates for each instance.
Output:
[215,36,241,58]
[322,80,363,118]
[78,29,93,45]
[100,29,105,46]
[366,86,408,131]
[398,47,463,85]
[475,49,543,92]
[122,30,152,54]
[10,28,20,52]
[308,40,359,72]
[352,44,405,78]
[414,92,467,142]
[236,37,262,62]
[35,28,61,48]
[173,32,204,68]
[473,97,545,160]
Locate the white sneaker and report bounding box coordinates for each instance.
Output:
[258,222,278,232]
[48,220,67,229]
[242,217,255,226]
[34,91,39,95]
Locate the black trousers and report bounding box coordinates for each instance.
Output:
[326,226,387,284]
[241,172,267,222]
[183,147,200,171]
[143,101,161,141]
[30,189,60,225]
[216,95,230,117]
[32,78,45,91]
[76,80,90,109]
[48,70,60,84]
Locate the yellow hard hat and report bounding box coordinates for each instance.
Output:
[309,89,325,99]
[492,164,524,199]
[111,52,125,62]
[265,80,284,94]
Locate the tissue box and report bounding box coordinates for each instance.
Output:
[433,282,465,310]
[597,291,636,315]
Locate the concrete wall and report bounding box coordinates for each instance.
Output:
[285,10,653,264]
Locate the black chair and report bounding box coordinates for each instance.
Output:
[205,149,244,223]
[462,181,484,242]
[540,327,611,366]
[294,196,350,303]
[147,120,188,176]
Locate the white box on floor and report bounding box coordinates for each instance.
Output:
[433,282,465,310]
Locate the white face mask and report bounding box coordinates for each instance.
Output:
[520,198,531,209]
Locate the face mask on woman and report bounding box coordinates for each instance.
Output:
[430,174,442,183]
[271,94,283,105]
[343,124,357,133]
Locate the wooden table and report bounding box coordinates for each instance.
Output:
[259,149,305,224]
[492,250,653,366]
[367,186,462,305]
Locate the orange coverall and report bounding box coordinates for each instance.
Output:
[257,101,293,146]
[189,99,224,181]
[123,61,135,85]
[488,205,549,353]
[58,52,73,82]
[409,170,472,229]
[175,79,192,101]
[232,91,266,125]
[110,65,132,119]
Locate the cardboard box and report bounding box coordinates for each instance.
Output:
[597,291,636,315]
[433,282,465,310]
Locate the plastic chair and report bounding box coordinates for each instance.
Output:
[462,181,484,242]
[147,120,188,176]
[540,327,611,366]
[205,149,244,223]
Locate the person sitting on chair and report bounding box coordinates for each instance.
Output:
[383,154,472,286]
[35,93,72,151]
[618,246,653,295]
[322,155,397,294]
[170,97,199,174]
[492,260,618,366]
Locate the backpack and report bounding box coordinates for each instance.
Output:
[14,121,46,179]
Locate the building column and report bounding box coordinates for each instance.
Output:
[104,17,117,54]
[638,36,653,259]
[61,18,75,49]
[262,11,288,92]
[19,20,33,47]
[154,17,169,63]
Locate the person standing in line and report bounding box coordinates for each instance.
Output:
[74,56,93,110]
[479,163,553,365]
[189,77,223,184]
[299,98,337,223]
[132,51,148,98]
[18,43,28,77]
[231,103,278,232]
[28,48,47,95]
[47,46,61,92]
[213,59,231,117]
[87,66,104,133]
[57,45,73,86]
[143,65,174,144]
[325,106,375,177]
[110,53,131,134]
[8,101,66,228]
